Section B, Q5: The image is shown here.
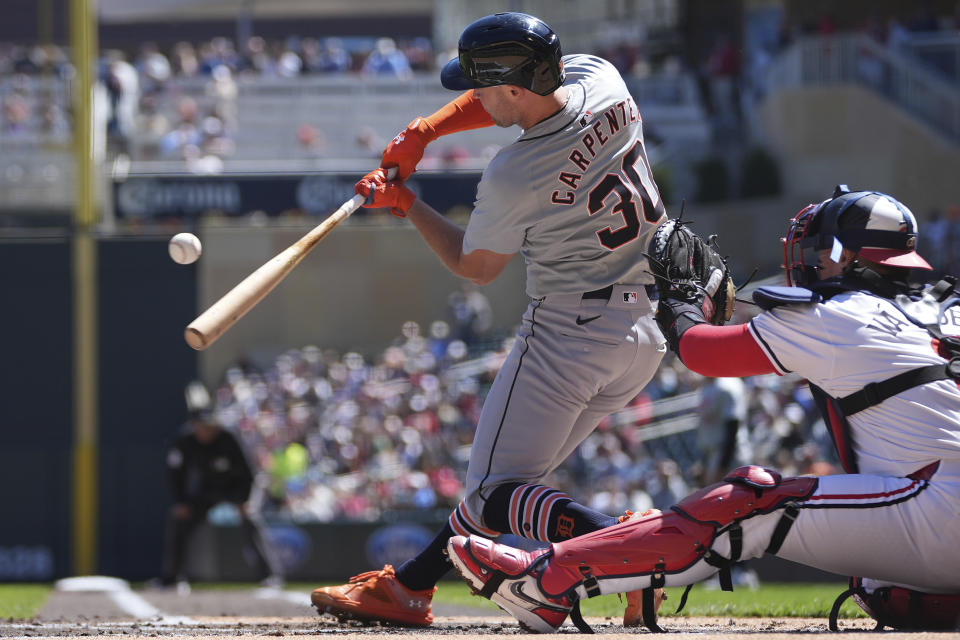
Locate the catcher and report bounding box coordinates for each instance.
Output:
[446,186,960,633]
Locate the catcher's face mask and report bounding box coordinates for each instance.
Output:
[783,203,824,287]
[784,187,932,287]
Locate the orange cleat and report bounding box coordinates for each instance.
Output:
[311,565,436,626]
[622,586,667,627]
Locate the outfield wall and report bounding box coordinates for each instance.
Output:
[0,235,196,581]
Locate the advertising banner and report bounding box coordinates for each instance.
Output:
[113,171,482,220]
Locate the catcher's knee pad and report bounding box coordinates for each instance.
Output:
[831,577,960,631]
[542,466,817,594]
[674,465,816,529]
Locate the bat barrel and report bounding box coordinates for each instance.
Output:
[183,193,366,351]
[184,326,208,350]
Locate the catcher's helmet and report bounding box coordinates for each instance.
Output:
[440,12,564,96]
[784,185,932,286]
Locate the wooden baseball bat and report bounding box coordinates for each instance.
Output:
[185,184,377,350]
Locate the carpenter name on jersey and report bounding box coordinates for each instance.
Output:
[552,96,642,206]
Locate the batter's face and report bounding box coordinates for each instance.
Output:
[474,85,523,128]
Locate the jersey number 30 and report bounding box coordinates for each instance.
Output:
[587,140,663,250]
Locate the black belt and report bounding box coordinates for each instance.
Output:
[582,285,613,300]
[581,284,658,302]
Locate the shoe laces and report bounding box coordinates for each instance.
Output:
[345,565,395,591]
[618,508,661,523]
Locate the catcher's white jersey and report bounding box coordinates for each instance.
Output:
[749,289,960,477]
[463,54,666,298]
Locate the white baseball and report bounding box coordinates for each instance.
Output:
[168,232,202,265]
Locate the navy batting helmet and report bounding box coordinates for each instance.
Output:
[440,12,564,96]
[784,185,932,286]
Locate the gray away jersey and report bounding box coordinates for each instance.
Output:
[463,54,666,298]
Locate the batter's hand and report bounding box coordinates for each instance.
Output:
[355,168,416,217]
[381,118,436,180]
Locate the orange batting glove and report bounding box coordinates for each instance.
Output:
[381,90,493,179]
[355,168,416,218]
[382,119,435,181]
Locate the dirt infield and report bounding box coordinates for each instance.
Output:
[3,586,950,640]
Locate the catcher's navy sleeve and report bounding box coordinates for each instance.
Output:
[678,323,776,377]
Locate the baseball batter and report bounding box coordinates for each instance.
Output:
[312,12,668,627]
[446,188,960,633]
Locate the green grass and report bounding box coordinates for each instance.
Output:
[0,584,51,619]
[0,580,866,621]
[432,580,868,619]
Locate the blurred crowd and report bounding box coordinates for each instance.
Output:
[3,4,959,167]
[0,42,73,144]
[202,287,840,525]
[0,34,434,157]
[0,33,433,83]
[106,34,436,164]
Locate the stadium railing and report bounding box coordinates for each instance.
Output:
[899,31,960,84]
[767,33,960,142]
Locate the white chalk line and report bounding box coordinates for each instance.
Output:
[107,589,196,625]
[254,586,313,607]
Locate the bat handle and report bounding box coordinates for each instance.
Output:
[362,167,401,204]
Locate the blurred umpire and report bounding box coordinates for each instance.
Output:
[158,381,283,590]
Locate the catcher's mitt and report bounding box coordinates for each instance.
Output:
[648,219,736,325]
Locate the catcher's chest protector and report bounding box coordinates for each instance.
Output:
[543,466,816,594]
[756,280,960,474]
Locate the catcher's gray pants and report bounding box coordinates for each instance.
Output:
[462,285,666,524]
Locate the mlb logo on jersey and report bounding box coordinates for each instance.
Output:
[623,291,638,303]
